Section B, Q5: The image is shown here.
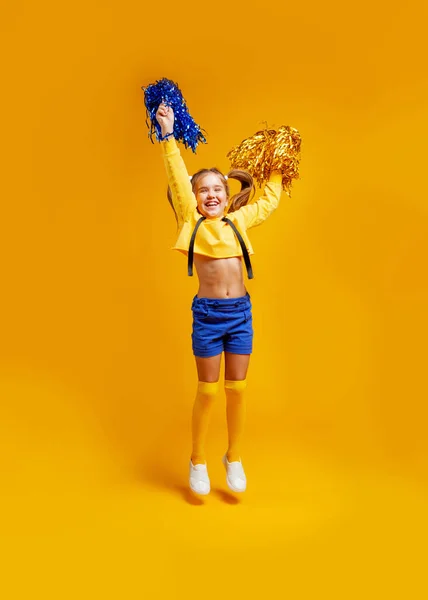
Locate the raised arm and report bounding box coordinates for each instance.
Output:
[236,171,283,230]
[156,104,196,225]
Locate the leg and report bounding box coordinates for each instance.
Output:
[224,352,251,381]
[224,353,251,462]
[195,354,222,383]
[191,354,222,465]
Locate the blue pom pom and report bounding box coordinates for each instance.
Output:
[142,78,207,153]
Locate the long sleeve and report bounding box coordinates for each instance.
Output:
[235,171,283,230]
[161,138,196,226]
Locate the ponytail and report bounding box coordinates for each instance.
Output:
[226,169,255,213]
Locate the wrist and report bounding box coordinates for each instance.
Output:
[269,170,282,184]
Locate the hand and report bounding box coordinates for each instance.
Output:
[156,103,174,137]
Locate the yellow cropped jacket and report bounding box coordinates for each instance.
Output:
[162,138,283,258]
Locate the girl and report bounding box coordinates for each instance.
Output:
[155,103,283,495]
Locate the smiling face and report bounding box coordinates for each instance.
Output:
[194,173,229,219]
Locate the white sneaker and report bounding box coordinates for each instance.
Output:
[222,455,247,492]
[189,461,210,495]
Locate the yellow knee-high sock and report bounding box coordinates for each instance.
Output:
[191,381,219,465]
[225,379,247,463]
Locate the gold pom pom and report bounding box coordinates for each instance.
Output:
[227,125,302,194]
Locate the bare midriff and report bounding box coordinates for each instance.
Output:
[194,255,247,299]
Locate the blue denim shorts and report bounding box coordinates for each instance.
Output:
[191,293,253,358]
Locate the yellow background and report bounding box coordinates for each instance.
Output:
[1,0,427,597]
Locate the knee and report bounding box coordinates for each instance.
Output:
[197,381,220,400]
[225,379,247,393]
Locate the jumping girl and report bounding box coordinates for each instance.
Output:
[155,103,283,495]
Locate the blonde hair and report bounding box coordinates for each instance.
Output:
[167,168,255,224]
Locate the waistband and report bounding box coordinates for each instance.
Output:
[192,292,251,310]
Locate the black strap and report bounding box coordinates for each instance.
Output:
[188,216,206,276]
[187,215,254,279]
[222,217,254,279]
